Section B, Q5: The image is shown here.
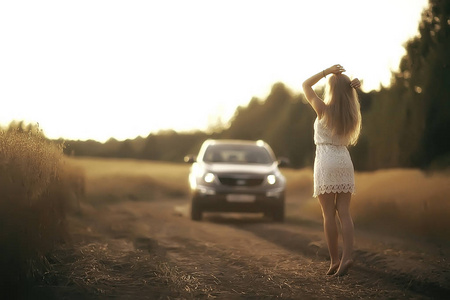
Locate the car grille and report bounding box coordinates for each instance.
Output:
[218,176,264,187]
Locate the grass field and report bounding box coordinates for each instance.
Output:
[69,157,450,242]
[3,146,448,296]
[70,157,188,204]
[283,167,450,240]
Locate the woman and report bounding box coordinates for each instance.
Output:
[302,64,362,276]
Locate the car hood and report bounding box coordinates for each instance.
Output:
[203,162,278,175]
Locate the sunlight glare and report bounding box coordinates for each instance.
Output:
[0,0,429,142]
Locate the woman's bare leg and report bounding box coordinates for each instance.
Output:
[318,193,340,275]
[335,192,354,276]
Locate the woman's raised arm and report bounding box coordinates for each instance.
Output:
[302,64,345,117]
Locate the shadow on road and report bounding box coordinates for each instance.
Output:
[200,213,329,260]
[202,213,450,299]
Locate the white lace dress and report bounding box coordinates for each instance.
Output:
[313,117,355,197]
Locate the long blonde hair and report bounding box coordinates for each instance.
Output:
[322,74,361,145]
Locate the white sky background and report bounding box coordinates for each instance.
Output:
[0,0,429,142]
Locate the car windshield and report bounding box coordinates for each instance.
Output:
[203,144,273,164]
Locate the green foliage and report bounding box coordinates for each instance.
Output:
[222,83,316,167]
[141,131,212,162]
[363,0,450,169]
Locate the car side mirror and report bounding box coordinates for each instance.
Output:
[184,155,197,163]
[277,157,290,168]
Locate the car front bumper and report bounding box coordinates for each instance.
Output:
[192,187,285,213]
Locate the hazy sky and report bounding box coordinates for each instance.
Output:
[0,0,429,142]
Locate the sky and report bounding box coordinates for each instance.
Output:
[0,0,429,142]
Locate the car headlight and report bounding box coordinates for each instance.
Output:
[267,174,276,185]
[204,172,215,183]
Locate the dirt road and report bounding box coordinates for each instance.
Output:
[35,196,450,299]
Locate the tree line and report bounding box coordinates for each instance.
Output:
[62,0,449,171]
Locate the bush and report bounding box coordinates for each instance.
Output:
[0,126,78,296]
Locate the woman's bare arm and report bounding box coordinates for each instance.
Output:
[302,64,345,117]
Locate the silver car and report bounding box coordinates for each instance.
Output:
[185,139,287,221]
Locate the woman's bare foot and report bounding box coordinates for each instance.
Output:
[334,260,353,277]
[326,262,340,275]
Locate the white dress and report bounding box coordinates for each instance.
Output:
[313,117,355,197]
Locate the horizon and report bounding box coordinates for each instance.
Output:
[0,0,429,142]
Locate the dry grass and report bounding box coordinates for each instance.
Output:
[0,127,85,295]
[352,169,450,239]
[40,157,450,298]
[67,157,189,204]
[283,167,314,197]
[48,238,213,298]
[283,167,450,241]
[69,157,450,241]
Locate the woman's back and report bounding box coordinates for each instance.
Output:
[314,117,349,146]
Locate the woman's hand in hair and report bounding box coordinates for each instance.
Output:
[350,78,361,89]
[328,64,346,75]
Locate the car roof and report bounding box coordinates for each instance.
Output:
[197,139,277,161]
[203,139,267,146]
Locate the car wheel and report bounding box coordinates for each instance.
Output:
[191,199,202,221]
[272,205,285,222]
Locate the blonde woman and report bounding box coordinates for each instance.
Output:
[302,64,362,276]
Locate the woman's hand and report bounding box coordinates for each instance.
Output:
[350,78,361,89]
[327,64,346,75]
